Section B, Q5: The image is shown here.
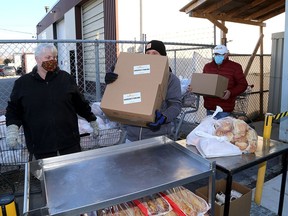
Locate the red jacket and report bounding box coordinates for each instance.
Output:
[203,58,248,112]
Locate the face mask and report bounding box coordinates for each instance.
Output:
[214,55,225,65]
[42,59,58,72]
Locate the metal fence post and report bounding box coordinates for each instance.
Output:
[94,40,101,102]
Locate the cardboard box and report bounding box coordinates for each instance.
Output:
[100,52,169,127]
[195,179,252,216]
[191,73,228,97]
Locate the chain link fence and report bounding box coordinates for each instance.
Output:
[0,39,270,125]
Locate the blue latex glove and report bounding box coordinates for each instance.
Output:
[147,110,167,131]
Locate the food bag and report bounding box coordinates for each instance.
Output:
[213,117,258,153]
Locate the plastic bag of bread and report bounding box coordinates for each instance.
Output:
[214,117,258,153]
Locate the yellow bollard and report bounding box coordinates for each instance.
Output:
[263,113,273,139]
[254,113,273,205]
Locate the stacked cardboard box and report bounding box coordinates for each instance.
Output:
[101,52,169,127]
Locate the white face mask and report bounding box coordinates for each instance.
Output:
[214,55,225,65]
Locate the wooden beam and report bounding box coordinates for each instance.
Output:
[259,8,285,21]
[244,33,264,77]
[180,0,207,13]
[190,12,266,27]
[205,14,228,34]
[201,0,233,14]
[247,1,285,20]
[228,0,266,18]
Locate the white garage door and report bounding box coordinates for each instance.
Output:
[82,0,105,82]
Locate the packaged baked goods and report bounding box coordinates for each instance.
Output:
[162,186,210,216]
[97,202,141,216]
[133,193,172,215]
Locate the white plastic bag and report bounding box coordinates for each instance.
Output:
[196,138,242,158]
[186,106,223,146]
[186,116,217,146]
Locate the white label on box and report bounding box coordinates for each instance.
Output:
[133,65,150,75]
[123,92,142,104]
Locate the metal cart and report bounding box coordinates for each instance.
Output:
[80,127,126,151]
[172,92,200,140]
[23,136,216,216]
[231,84,254,123]
[0,112,29,216]
[79,112,127,150]
[0,119,29,173]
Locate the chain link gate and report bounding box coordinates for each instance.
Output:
[0,39,270,128]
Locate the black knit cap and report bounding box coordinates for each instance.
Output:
[145,40,167,56]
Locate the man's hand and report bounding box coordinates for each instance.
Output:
[221,90,231,100]
[90,121,99,137]
[105,72,118,84]
[147,110,167,132]
[6,124,20,149]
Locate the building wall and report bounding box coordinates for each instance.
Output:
[64,8,77,39]
[37,0,108,81]
[38,25,54,39]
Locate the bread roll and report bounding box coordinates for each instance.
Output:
[234,135,248,143]
[215,118,233,132]
[233,119,248,138]
[224,131,234,142]
[235,142,248,150]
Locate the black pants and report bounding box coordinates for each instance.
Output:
[33,144,81,160]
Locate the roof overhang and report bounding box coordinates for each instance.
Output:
[180,0,285,28]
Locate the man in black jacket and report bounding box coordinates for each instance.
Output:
[5,43,99,159]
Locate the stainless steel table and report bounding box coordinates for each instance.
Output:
[178,136,288,216]
[23,136,216,216]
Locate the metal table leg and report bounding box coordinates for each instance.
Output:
[224,173,233,216]
[278,152,288,216]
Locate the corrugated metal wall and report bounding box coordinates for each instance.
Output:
[269,31,288,142]
[82,0,105,83]
[268,32,284,114]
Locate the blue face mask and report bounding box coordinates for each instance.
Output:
[214,55,225,65]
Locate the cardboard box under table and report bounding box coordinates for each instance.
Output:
[101,52,169,127]
[191,73,228,97]
[195,179,252,216]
